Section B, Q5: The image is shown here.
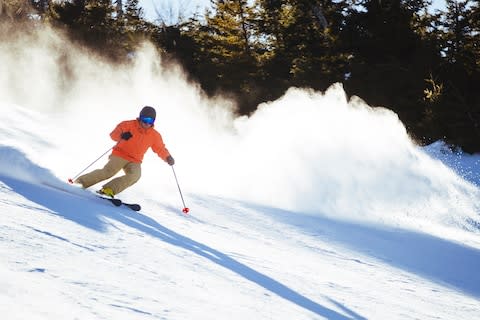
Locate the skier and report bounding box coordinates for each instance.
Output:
[74,106,174,197]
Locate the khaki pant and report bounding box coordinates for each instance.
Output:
[75,155,141,195]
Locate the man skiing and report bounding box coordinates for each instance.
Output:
[74,106,174,197]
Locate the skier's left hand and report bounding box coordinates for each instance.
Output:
[121,131,133,140]
[166,155,175,166]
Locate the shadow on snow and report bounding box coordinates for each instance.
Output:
[0,149,364,320]
[242,202,480,299]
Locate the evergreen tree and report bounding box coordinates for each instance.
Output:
[439,0,477,71]
[341,0,439,135]
[183,0,261,113]
[119,0,153,52]
[31,0,51,16]
[49,0,119,53]
[423,0,480,151]
[48,0,154,60]
[256,0,349,95]
[122,0,145,31]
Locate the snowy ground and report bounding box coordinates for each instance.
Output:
[1,26,480,320]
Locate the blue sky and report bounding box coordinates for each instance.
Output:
[140,0,447,23]
[139,0,211,23]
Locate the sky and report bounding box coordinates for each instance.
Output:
[139,0,212,23]
[1,24,479,319]
[139,0,448,24]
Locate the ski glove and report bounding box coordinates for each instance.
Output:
[166,155,175,166]
[121,131,133,140]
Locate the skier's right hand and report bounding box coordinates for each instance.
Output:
[121,131,132,140]
[166,155,175,166]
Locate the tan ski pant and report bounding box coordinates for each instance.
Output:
[75,155,141,195]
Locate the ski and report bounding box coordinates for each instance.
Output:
[97,196,122,206]
[98,196,141,211]
[123,202,141,211]
[41,182,142,211]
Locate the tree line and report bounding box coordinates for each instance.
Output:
[2,0,480,152]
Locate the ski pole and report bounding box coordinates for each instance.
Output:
[171,166,189,214]
[67,146,113,184]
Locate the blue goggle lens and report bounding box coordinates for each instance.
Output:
[141,116,155,125]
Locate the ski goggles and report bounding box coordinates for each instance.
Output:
[140,116,155,125]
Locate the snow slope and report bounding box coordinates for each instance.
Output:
[1,26,480,320]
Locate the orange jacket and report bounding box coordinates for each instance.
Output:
[110,119,171,163]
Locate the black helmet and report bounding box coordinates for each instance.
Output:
[139,106,156,120]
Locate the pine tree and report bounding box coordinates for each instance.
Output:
[439,0,478,71]
[183,0,261,113]
[49,0,118,50]
[48,0,151,60]
[341,0,439,134]
[425,0,480,151]
[254,0,350,102]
